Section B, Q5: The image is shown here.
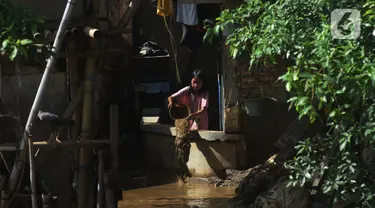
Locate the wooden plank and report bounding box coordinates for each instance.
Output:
[0,140,110,151]
[97,150,105,208]
[33,140,110,148]
[28,137,38,208]
[56,49,125,58]
[0,145,19,151]
[140,123,243,142]
[109,104,119,186]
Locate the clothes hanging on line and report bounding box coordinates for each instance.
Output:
[157,0,174,16]
[176,1,199,26]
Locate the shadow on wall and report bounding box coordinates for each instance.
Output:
[194,140,227,179]
[1,71,72,208]
[241,99,298,167]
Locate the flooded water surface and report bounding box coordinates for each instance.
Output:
[119,182,235,208]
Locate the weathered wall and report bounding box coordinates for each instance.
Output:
[236,60,297,167]
[12,0,84,21]
[0,63,135,207]
[141,131,247,177]
[1,65,73,208]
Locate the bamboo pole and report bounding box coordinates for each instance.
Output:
[66,40,82,175]
[0,140,110,152]
[96,151,105,208]
[57,49,124,58]
[34,140,110,148]
[0,174,7,191]
[104,173,114,208]
[110,105,119,184]
[6,0,79,200]
[0,146,19,152]
[28,137,38,208]
[44,30,72,42]
[116,0,140,28]
[83,26,101,38]
[0,64,2,97]
[1,191,9,208]
[66,41,80,141]
[77,39,97,208]
[42,194,51,208]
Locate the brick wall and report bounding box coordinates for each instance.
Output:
[231,58,297,167]
[237,58,287,103]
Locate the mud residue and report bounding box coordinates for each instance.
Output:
[174,118,191,182]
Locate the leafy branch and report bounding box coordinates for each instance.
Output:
[206,0,375,206]
[0,0,48,61]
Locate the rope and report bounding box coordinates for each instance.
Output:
[161,0,181,86]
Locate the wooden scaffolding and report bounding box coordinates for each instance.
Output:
[0,0,140,207]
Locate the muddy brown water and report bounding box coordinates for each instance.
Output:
[118,182,235,208]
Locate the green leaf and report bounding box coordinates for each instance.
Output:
[17,45,28,59]
[2,40,10,49]
[9,46,18,61]
[20,39,32,45]
[339,140,348,151]
[299,72,313,79]
[286,82,292,92]
[214,25,221,35]
[232,48,239,58]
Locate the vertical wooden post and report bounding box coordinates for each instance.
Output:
[28,136,38,208]
[15,62,22,119]
[77,39,97,208]
[1,191,9,208]
[104,173,114,208]
[42,194,51,208]
[66,41,81,140]
[96,150,105,208]
[110,104,119,182]
[0,64,2,97]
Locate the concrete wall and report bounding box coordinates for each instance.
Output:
[1,65,73,208]
[141,129,246,177]
[13,0,84,21]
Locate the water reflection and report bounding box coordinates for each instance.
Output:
[118,182,234,208]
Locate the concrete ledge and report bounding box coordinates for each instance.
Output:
[140,122,243,142]
[140,122,247,177]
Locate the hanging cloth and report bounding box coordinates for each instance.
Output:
[176,2,198,26]
[157,0,174,16]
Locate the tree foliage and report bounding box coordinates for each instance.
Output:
[206,0,375,206]
[0,0,47,61]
